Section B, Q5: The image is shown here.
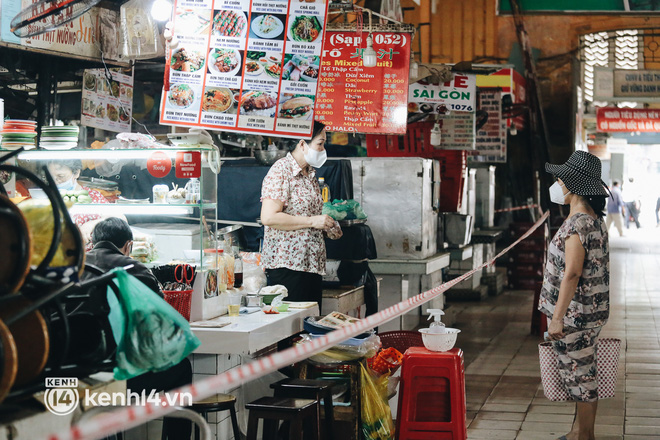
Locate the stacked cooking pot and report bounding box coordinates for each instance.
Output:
[0,149,118,403]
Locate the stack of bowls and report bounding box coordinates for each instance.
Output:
[40,126,79,150]
[1,120,37,150]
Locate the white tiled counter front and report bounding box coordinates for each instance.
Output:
[188,306,319,439]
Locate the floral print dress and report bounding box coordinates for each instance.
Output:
[261,153,328,275]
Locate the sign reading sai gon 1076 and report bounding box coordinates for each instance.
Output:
[408,74,477,113]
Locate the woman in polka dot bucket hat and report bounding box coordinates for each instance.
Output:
[538,150,612,440]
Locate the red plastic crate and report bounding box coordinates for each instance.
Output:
[366,122,433,157]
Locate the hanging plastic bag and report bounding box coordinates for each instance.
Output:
[107,268,200,380]
[360,362,394,440]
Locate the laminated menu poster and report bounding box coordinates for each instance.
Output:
[81,69,134,133]
[438,112,475,150]
[316,31,411,134]
[471,90,506,163]
[159,0,330,138]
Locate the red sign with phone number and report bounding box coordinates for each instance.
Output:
[315,31,411,134]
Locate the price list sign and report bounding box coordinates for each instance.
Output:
[472,90,506,162]
[316,31,411,134]
[159,0,330,138]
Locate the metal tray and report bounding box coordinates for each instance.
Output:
[338,218,367,227]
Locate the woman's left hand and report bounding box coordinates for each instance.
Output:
[548,319,565,340]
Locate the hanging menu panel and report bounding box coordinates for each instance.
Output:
[160,0,329,138]
[316,31,411,134]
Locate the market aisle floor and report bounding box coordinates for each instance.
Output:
[447,225,660,440]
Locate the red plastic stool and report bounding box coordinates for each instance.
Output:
[395,347,466,440]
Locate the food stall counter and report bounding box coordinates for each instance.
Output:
[191,306,319,355]
[369,251,451,275]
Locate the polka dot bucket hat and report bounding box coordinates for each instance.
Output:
[545,150,609,197]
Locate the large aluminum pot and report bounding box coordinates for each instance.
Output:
[217,224,247,250]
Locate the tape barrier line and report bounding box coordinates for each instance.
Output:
[494,204,539,213]
[46,211,549,440]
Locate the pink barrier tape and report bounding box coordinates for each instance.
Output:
[495,204,539,213]
[46,211,550,440]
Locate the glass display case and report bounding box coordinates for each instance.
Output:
[5,145,225,320]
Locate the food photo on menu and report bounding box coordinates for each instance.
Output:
[175,8,212,34]
[239,90,278,117]
[288,15,323,43]
[106,104,119,122]
[244,51,282,80]
[167,84,198,110]
[201,87,238,114]
[83,72,96,91]
[282,54,319,82]
[212,9,248,38]
[208,48,243,76]
[170,47,206,73]
[249,13,286,40]
[278,94,315,120]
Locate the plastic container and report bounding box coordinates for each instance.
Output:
[152,184,168,204]
[223,243,235,290]
[233,247,243,288]
[418,328,461,352]
[185,178,200,204]
[204,249,227,293]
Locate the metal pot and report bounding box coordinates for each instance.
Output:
[216,224,247,250]
[254,150,287,166]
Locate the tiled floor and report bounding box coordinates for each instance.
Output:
[446,226,660,440]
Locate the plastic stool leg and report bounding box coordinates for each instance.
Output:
[322,389,334,440]
[246,413,259,440]
[229,405,242,440]
[290,419,303,440]
[264,419,279,440]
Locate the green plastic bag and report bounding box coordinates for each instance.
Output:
[106,269,200,380]
[322,199,367,221]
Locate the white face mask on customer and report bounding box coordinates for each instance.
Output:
[303,141,327,168]
[549,181,568,205]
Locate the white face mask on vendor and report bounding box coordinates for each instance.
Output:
[303,141,327,168]
[57,176,77,191]
[549,181,568,205]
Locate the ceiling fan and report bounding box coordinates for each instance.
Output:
[10,0,103,38]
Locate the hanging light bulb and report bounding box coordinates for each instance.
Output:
[409,53,419,79]
[362,10,377,68]
[151,0,173,22]
[430,121,442,147]
[363,34,378,68]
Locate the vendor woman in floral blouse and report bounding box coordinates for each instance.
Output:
[261,121,342,309]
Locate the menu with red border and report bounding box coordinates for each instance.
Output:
[159,0,329,138]
[316,31,411,134]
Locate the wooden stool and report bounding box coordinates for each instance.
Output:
[270,378,335,440]
[245,396,320,440]
[190,394,241,440]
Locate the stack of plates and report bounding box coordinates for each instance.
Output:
[40,126,80,150]
[1,120,37,150]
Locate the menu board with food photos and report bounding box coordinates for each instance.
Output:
[159,0,329,138]
[81,68,134,133]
